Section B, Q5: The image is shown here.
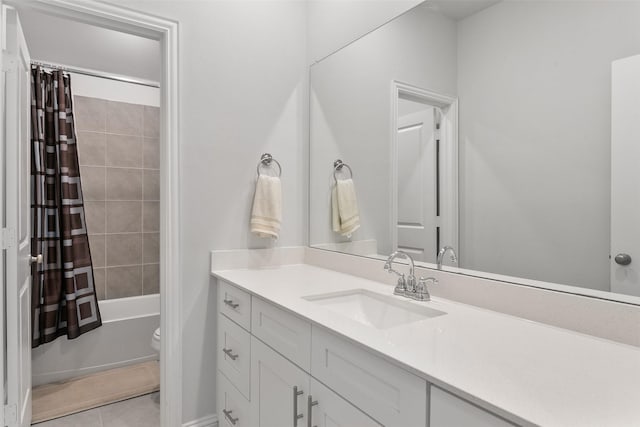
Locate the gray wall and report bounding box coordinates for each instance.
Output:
[457,1,640,290]
[103,1,309,423]
[307,0,422,63]
[309,5,458,254]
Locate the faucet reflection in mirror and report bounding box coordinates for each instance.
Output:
[437,246,458,270]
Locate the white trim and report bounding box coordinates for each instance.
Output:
[182,414,219,427]
[7,1,182,426]
[0,6,6,426]
[389,81,459,261]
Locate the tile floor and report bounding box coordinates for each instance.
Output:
[33,392,160,427]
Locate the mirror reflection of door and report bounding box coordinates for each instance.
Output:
[611,54,640,297]
[396,98,440,263]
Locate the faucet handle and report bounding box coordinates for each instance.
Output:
[419,276,438,286]
[411,276,437,301]
[393,273,406,296]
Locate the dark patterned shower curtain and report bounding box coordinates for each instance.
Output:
[31,67,102,348]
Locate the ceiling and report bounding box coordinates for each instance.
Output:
[16,7,161,82]
[426,0,501,21]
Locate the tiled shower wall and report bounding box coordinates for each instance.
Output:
[74,95,160,300]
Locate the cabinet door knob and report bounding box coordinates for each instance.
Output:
[307,395,318,427]
[615,253,632,266]
[293,386,304,426]
[224,299,239,309]
[30,254,43,265]
[222,348,238,360]
[222,409,238,425]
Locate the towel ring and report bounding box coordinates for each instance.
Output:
[257,153,282,177]
[333,159,353,182]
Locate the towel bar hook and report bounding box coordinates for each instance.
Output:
[333,159,353,182]
[257,153,282,177]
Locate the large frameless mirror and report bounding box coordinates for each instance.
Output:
[308,0,640,304]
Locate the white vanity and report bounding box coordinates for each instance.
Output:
[211,259,640,427]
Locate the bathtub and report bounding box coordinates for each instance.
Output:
[32,294,160,386]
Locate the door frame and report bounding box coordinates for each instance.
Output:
[389,80,458,265]
[0,1,181,426]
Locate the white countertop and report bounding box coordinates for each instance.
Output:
[211,264,640,427]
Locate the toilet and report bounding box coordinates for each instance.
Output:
[151,327,160,355]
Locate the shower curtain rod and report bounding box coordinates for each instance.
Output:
[31,59,160,89]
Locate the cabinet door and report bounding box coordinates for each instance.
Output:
[251,336,310,427]
[309,378,381,427]
[430,386,516,427]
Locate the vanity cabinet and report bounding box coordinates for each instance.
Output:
[216,279,518,427]
[429,386,516,427]
[250,336,310,426]
[311,326,427,427]
[218,373,251,427]
[309,377,381,427]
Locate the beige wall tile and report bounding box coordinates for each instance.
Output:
[106,233,142,266]
[106,266,143,299]
[143,232,160,264]
[106,201,142,233]
[106,101,143,136]
[80,166,106,201]
[84,201,106,234]
[143,264,160,295]
[143,170,160,201]
[93,268,106,301]
[143,202,160,232]
[76,131,106,166]
[143,137,160,169]
[74,96,106,132]
[106,134,143,168]
[143,106,160,138]
[89,234,106,268]
[106,168,142,200]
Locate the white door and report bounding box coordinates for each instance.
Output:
[396,105,439,262]
[611,54,640,297]
[308,378,381,427]
[250,337,310,427]
[2,5,33,427]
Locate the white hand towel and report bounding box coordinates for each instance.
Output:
[331,178,360,237]
[251,175,282,239]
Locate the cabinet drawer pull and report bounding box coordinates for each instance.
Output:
[224,299,240,309]
[223,348,239,360]
[223,409,239,425]
[293,386,304,426]
[307,395,318,427]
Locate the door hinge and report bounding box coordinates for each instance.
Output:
[3,403,17,426]
[1,227,16,249]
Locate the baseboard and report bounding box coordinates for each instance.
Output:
[182,413,218,427]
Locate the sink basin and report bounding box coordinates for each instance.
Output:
[303,289,446,329]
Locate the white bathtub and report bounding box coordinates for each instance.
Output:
[32,294,160,386]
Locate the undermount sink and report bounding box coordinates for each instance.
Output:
[303,289,446,329]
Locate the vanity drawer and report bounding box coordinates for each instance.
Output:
[218,371,251,427]
[218,280,251,331]
[251,296,311,371]
[311,326,427,427]
[218,314,251,399]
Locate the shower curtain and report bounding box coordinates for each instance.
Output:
[31,67,102,348]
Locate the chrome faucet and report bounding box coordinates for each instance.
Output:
[384,251,416,296]
[437,246,458,270]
